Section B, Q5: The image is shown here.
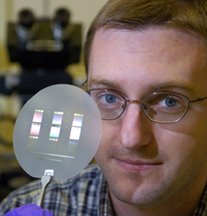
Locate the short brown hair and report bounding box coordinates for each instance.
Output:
[84,0,207,72]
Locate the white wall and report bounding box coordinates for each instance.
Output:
[0,0,8,69]
[0,0,6,43]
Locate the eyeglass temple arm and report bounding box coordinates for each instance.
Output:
[190,96,207,103]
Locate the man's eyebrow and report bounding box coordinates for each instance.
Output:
[89,79,194,92]
[89,79,122,89]
[153,82,194,93]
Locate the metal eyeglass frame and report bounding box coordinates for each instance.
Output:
[87,88,207,124]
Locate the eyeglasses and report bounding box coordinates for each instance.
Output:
[87,88,207,123]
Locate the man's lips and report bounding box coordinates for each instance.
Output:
[114,158,163,172]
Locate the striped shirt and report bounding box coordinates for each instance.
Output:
[0,164,206,215]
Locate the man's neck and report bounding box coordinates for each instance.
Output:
[109,185,205,216]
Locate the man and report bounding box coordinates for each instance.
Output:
[1,0,207,215]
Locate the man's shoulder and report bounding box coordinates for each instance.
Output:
[51,163,103,191]
[4,163,102,195]
[0,164,105,215]
[68,163,103,184]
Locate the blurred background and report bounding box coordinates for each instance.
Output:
[0,0,107,201]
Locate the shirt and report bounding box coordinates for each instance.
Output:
[0,164,113,216]
[0,164,207,216]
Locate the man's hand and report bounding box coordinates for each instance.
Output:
[5,204,53,216]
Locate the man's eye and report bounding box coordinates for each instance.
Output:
[104,94,117,103]
[148,94,185,113]
[161,97,178,107]
[98,93,118,105]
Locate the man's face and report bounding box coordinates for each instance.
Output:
[88,27,207,207]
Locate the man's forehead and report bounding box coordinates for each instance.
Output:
[96,26,205,42]
[90,26,207,68]
[88,27,207,95]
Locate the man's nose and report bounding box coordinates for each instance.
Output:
[120,103,152,150]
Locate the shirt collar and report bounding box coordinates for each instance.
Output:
[193,184,207,215]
